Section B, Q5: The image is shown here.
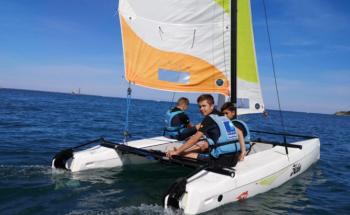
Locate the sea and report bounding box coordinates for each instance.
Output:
[0,88,349,215]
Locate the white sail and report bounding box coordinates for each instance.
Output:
[119,0,264,114]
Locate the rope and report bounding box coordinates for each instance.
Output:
[123,82,132,143]
[262,0,288,157]
[168,92,176,110]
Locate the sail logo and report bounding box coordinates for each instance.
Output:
[290,163,301,177]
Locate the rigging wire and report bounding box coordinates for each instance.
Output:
[262,0,286,131]
[123,81,132,143]
[262,0,289,156]
[168,92,176,110]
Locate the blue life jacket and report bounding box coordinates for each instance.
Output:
[164,109,186,137]
[231,119,251,151]
[205,115,250,158]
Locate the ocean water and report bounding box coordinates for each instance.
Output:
[0,88,349,215]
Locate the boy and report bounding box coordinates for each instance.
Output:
[166,95,246,161]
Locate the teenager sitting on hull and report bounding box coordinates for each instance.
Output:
[164,97,197,141]
[166,94,246,162]
[221,102,251,159]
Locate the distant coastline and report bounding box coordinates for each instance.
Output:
[335,111,350,116]
[1,88,346,116]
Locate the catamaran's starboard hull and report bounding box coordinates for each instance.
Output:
[165,137,320,214]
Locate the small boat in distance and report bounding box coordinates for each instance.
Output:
[71,88,81,95]
[52,0,320,214]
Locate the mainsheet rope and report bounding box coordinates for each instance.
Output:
[169,92,176,109]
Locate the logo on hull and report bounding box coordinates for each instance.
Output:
[290,162,301,177]
[236,191,249,201]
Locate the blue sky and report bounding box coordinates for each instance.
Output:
[0,0,349,114]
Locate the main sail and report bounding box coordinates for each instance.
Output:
[118,0,264,114]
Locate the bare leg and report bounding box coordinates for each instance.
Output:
[183,141,208,153]
[181,141,209,158]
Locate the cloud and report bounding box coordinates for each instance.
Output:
[329,44,350,52]
[261,73,350,114]
[0,63,126,96]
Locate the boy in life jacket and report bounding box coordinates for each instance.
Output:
[166,94,246,162]
[164,97,197,141]
[221,102,251,161]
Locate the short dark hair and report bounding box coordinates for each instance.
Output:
[177,97,189,106]
[197,94,214,105]
[221,102,235,112]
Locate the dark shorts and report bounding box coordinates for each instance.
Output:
[197,152,240,167]
[197,153,211,162]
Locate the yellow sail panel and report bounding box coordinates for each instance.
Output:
[120,17,229,95]
[235,0,265,115]
[237,0,259,83]
[214,0,230,15]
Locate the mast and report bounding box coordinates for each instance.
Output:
[231,0,238,118]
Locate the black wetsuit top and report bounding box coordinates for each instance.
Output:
[198,109,222,144]
[169,107,196,140]
[170,107,190,128]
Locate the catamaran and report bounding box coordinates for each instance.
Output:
[52,0,320,214]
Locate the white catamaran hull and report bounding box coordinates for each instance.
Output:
[52,136,320,214]
[52,136,182,172]
[172,138,320,214]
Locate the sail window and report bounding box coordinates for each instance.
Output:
[158,69,190,84]
[237,98,250,109]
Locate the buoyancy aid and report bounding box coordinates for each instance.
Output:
[164,109,186,137]
[205,114,240,158]
[231,119,251,151]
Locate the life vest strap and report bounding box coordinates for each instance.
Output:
[208,139,238,149]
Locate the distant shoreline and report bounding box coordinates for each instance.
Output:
[335,111,350,116]
[0,88,339,115]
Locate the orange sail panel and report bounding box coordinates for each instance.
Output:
[120,17,229,95]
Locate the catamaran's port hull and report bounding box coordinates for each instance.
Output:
[52,136,181,172]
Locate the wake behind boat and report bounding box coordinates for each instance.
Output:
[52,0,320,214]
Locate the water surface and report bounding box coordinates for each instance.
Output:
[0,89,349,214]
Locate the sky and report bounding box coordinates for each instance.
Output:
[0,0,349,114]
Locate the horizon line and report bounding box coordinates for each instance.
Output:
[1,87,341,115]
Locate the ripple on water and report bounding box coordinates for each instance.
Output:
[66,204,182,215]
